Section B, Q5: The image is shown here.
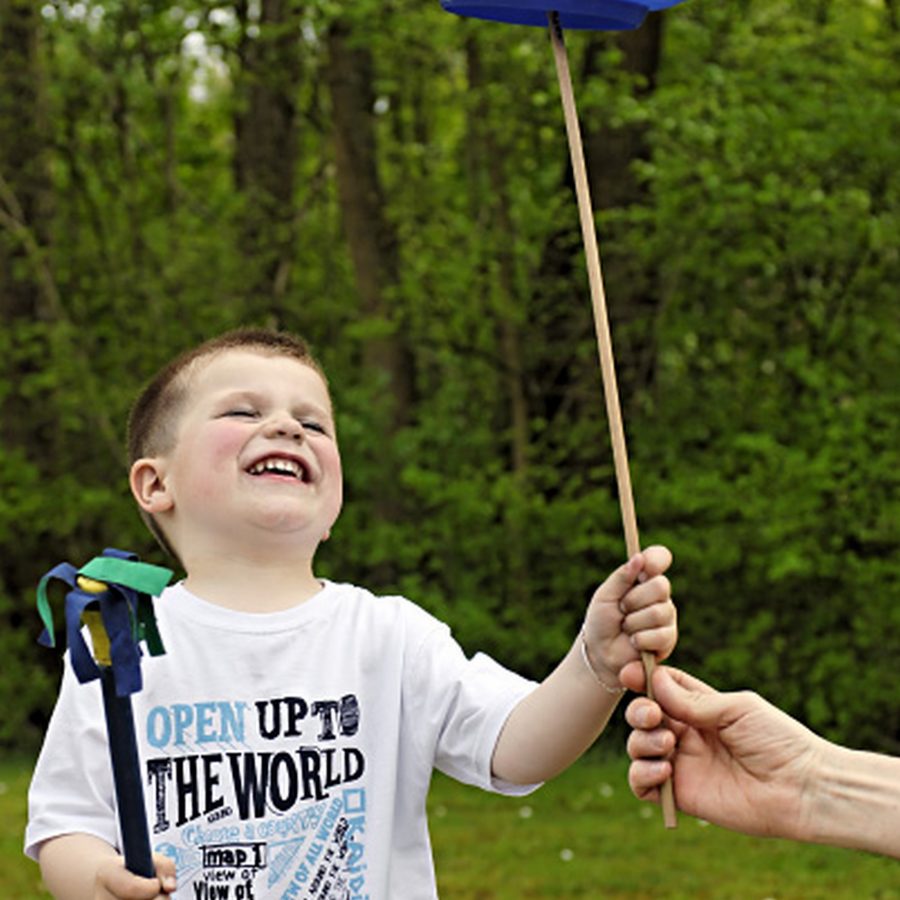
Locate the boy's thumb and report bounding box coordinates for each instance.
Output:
[592,554,642,606]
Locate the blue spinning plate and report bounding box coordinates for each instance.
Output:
[442,0,686,30]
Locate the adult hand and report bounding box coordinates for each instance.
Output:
[621,663,826,842]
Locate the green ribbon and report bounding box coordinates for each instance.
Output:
[79,556,173,597]
[37,554,172,655]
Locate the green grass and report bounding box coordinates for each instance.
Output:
[4,754,897,899]
[1,757,50,900]
[428,754,900,899]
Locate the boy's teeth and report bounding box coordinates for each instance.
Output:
[249,458,302,478]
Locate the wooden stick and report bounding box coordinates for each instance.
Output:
[547,10,677,829]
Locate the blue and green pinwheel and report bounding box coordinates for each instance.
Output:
[37,548,172,877]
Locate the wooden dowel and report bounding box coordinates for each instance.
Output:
[547,10,677,829]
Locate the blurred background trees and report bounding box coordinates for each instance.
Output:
[1,0,897,754]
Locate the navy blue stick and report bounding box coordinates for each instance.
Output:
[99,664,155,878]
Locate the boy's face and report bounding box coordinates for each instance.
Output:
[132,349,343,560]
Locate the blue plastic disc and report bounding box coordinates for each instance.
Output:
[441,0,687,30]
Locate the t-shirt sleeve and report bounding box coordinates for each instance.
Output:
[405,621,540,796]
[24,657,119,861]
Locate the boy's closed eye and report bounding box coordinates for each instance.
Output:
[222,408,329,436]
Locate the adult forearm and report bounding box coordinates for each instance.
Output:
[491,640,622,784]
[809,744,900,858]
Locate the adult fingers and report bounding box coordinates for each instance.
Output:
[626,722,676,760]
[624,695,684,747]
[628,758,673,800]
[624,695,662,730]
[619,659,648,693]
[621,664,714,714]
[648,666,737,731]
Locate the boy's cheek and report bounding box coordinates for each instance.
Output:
[198,425,250,466]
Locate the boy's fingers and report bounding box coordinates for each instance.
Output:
[620,574,672,614]
[99,862,165,900]
[591,546,673,610]
[629,624,678,660]
[622,592,674,627]
[591,554,643,607]
[639,544,672,579]
[154,852,177,894]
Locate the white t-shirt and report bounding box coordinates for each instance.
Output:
[26,581,538,899]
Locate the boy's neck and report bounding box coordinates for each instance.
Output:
[181,552,324,613]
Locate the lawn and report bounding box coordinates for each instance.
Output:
[3,753,897,899]
[428,754,899,899]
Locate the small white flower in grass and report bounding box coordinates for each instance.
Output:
[599,782,614,798]
[639,805,653,819]
[518,805,533,819]
[697,819,710,828]
[0,782,7,795]
[560,848,574,862]
[433,804,447,818]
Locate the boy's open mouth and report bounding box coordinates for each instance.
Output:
[246,455,311,483]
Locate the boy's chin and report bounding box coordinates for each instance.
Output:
[243,514,336,547]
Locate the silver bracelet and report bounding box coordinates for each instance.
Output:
[580,626,625,694]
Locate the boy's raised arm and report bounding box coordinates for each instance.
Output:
[39,834,176,900]
[491,547,676,785]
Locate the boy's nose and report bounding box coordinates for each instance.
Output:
[264,414,304,441]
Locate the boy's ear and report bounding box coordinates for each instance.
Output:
[130,457,174,514]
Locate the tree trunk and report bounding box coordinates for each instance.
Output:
[0,0,52,325]
[325,18,415,431]
[465,34,532,611]
[581,14,665,407]
[233,0,304,318]
[0,0,55,458]
[0,0,56,604]
[324,17,416,585]
[465,35,530,480]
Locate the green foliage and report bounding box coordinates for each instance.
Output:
[623,0,900,747]
[1,0,898,758]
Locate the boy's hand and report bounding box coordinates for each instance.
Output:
[95,853,176,899]
[581,546,675,690]
[39,834,176,900]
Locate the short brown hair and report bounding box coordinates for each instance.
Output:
[127,327,328,558]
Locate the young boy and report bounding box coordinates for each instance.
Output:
[26,328,677,900]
